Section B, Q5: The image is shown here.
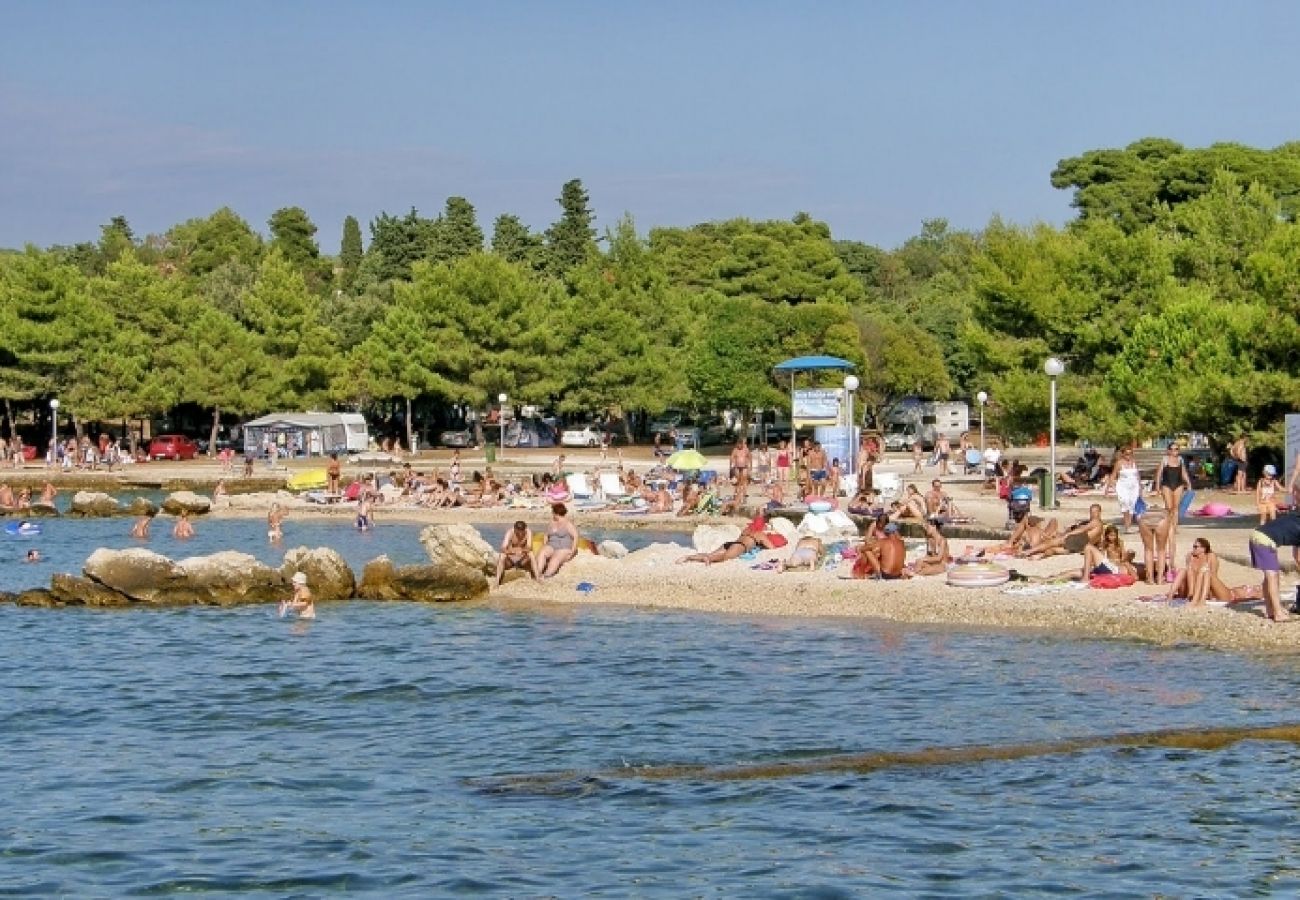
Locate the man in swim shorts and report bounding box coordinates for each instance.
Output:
[1248,513,1300,621]
[1022,504,1103,559]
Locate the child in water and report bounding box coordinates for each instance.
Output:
[279,571,315,619]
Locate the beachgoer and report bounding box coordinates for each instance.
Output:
[213,479,228,506]
[551,453,566,479]
[538,503,580,578]
[892,485,926,521]
[755,444,772,487]
[1230,436,1249,493]
[1168,538,1234,605]
[268,503,286,542]
[496,520,539,585]
[912,518,952,577]
[997,514,1058,556]
[852,522,907,579]
[1107,446,1143,532]
[653,432,667,462]
[356,496,374,532]
[172,509,195,539]
[39,481,56,506]
[280,571,316,619]
[1256,464,1282,525]
[1081,525,1135,580]
[924,479,945,518]
[326,453,342,494]
[1154,444,1193,563]
[25,549,40,562]
[857,438,875,494]
[778,536,823,573]
[130,512,154,539]
[935,436,951,476]
[775,440,791,485]
[729,439,751,504]
[1248,514,1300,621]
[1137,510,1174,585]
[243,453,255,478]
[1023,504,1104,559]
[805,441,828,498]
[678,518,776,565]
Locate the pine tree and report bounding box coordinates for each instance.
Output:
[543,178,598,276]
[427,197,483,264]
[491,214,543,269]
[339,215,363,291]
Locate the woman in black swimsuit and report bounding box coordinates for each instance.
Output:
[1153,444,1193,566]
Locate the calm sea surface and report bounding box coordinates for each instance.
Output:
[2,516,1300,895]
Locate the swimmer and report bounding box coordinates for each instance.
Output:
[25,549,40,562]
[130,511,155,539]
[267,503,286,542]
[172,509,195,539]
[279,571,315,619]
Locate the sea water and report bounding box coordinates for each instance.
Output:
[2,518,1300,895]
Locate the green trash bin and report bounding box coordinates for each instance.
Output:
[1039,469,1054,509]
[485,442,496,464]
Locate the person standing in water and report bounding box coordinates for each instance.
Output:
[280,571,315,619]
[267,503,286,542]
[173,509,195,539]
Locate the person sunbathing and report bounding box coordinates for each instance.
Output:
[892,485,926,521]
[1022,504,1104,559]
[996,515,1058,555]
[677,523,775,565]
[1080,525,1136,580]
[778,536,823,573]
[911,517,952,577]
[851,522,908,579]
[496,520,539,585]
[1167,537,1242,605]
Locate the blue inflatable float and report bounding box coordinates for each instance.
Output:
[5,521,42,537]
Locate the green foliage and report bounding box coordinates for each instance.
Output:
[426,197,484,264]
[338,215,364,292]
[366,208,430,282]
[165,207,263,277]
[491,214,543,270]
[851,307,952,427]
[268,206,328,288]
[544,178,597,276]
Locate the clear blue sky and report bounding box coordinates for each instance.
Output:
[2,1,1297,252]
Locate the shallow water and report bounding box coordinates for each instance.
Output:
[3,522,1300,894]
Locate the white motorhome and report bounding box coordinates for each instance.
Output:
[243,411,371,457]
[885,400,969,451]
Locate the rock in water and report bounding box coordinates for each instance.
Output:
[281,546,355,601]
[176,551,284,605]
[69,491,123,517]
[161,491,212,516]
[358,555,489,602]
[125,497,160,518]
[83,548,187,603]
[419,523,496,574]
[597,540,628,559]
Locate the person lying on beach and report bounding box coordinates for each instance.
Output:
[847,489,881,517]
[496,520,539,585]
[677,521,776,565]
[1167,537,1236,605]
[911,517,952,577]
[851,522,908,579]
[1021,504,1104,559]
[778,536,823,573]
[994,514,1058,556]
[677,482,701,517]
[1080,525,1136,580]
[172,509,195,539]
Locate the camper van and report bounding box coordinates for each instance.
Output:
[243,411,371,457]
[885,400,969,451]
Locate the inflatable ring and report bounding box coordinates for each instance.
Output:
[4,521,42,537]
[946,560,1009,588]
[808,500,833,514]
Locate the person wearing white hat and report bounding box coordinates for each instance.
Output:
[1257,464,1283,525]
[279,571,315,619]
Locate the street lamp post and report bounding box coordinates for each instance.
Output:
[976,391,988,453]
[843,375,859,480]
[1044,358,1065,508]
[497,393,508,455]
[49,398,59,467]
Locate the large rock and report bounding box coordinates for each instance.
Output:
[27,503,59,518]
[83,548,187,603]
[161,491,212,516]
[358,555,489,603]
[49,573,131,607]
[692,522,738,553]
[125,497,160,517]
[597,539,628,559]
[175,552,284,605]
[69,491,123,517]
[419,523,496,574]
[281,546,355,602]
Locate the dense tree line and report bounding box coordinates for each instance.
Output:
[2,139,1299,453]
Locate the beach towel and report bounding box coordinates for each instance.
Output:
[1089,573,1136,589]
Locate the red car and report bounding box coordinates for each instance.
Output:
[148,434,199,461]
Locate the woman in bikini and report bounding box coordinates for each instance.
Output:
[537,503,580,579]
[1081,525,1135,580]
[495,520,539,585]
[1256,464,1283,525]
[911,517,952,577]
[677,522,775,565]
[778,536,823,573]
[1153,444,1193,564]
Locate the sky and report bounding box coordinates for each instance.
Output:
[2,0,1298,253]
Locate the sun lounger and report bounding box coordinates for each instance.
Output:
[598,472,631,502]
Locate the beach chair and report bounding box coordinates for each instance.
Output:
[565,472,596,500]
[598,472,631,503]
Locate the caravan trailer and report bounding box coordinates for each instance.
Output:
[885,401,970,451]
[243,412,371,458]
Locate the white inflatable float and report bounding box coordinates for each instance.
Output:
[946,560,1010,588]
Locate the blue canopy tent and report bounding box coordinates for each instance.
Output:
[772,355,856,372]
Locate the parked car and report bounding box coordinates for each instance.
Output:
[676,417,729,448]
[561,424,612,448]
[440,428,476,449]
[148,434,199,461]
[884,426,919,452]
[649,409,685,436]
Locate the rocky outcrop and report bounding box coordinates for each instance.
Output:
[281,546,355,601]
[419,523,497,574]
[125,497,160,517]
[174,552,285,605]
[27,503,60,518]
[692,523,738,553]
[598,539,628,559]
[161,491,212,516]
[49,573,131,607]
[69,491,124,517]
[81,547,283,606]
[358,555,489,603]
